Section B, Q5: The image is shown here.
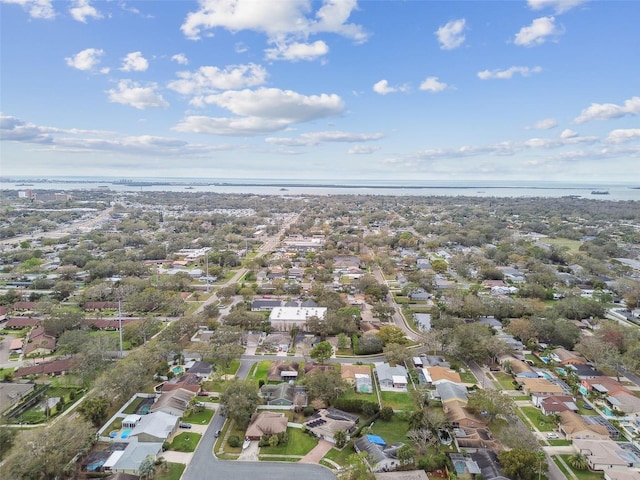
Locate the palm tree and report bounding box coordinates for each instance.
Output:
[568,453,589,471]
[138,455,157,479]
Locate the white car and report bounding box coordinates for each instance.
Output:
[546,432,559,439]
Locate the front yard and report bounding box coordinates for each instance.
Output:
[169,432,202,452]
[259,427,318,456]
[518,406,556,432]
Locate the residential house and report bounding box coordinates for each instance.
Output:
[246,412,288,440]
[445,400,485,428]
[573,439,640,471]
[267,361,300,382]
[569,364,603,380]
[128,411,179,443]
[0,383,35,414]
[375,363,408,391]
[435,382,468,405]
[251,298,282,312]
[186,361,213,380]
[150,388,195,417]
[375,471,429,480]
[260,383,308,408]
[24,325,57,356]
[13,358,73,377]
[605,471,640,480]
[550,348,586,366]
[160,373,201,394]
[5,317,38,329]
[103,439,164,475]
[354,435,403,472]
[580,377,631,397]
[341,364,372,393]
[605,393,640,415]
[518,378,564,406]
[540,395,579,416]
[424,366,462,386]
[304,408,358,443]
[558,411,609,440]
[414,313,431,331]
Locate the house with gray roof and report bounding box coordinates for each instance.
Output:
[354,435,404,472]
[104,438,163,475]
[150,388,195,417]
[260,383,308,407]
[129,411,179,443]
[435,382,468,404]
[375,363,408,391]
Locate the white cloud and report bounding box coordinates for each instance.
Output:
[373,79,409,95]
[477,65,542,80]
[171,53,189,65]
[1,113,232,157]
[175,87,344,136]
[574,96,640,123]
[265,40,329,61]
[560,129,578,139]
[435,19,466,50]
[120,51,149,72]
[69,0,102,23]
[168,63,267,96]
[349,145,380,155]
[1,0,55,19]
[419,76,449,93]
[65,48,105,71]
[181,0,367,44]
[530,118,557,130]
[266,130,384,146]
[528,0,588,14]
[107,80,169,109]
[606,128,640,144]
[514,16,562,47]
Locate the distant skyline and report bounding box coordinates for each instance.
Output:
[1,0,639,182]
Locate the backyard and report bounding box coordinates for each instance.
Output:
[380,391,414,411]
[368,415,410,444]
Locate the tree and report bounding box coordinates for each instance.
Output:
[376,325,408,345]
[0,417,95,480]
[467,389,516,423]
[338,452,376,480]
[383,342,412,366]
[310,340,333,364]
[78,395,111,427]
[219,379,261,429]
[212,343,245,369]
[397,444,416,466]
[568,453,588,470]
[372,302,395,322]
[498,448,548,480]
[0,426,16,461]
[334,429,347,448]
[356,332,385,354]
[138,455,157,479]
[304,368,348,406]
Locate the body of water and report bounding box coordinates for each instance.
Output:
[1,177,639,201]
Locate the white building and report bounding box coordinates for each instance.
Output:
[269,306,327,331]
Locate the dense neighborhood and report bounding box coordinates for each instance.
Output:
[1,189,640,480]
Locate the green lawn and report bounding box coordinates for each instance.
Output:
[339,388,378,403]
[324,441,356,466]
[493,372,517,390]
[156,462,186,480]
[368,416,410,444]
[123,396,145,414]
[544,238,583,255]
[380,391,414,411]
[556,455,604,480]
[260,428,318,456]
[182,408,214,425]
[548,439,573,446]
[457,368,478,385]
[519,406,556,432]
[252,360,273,384]
[169,432,202,452]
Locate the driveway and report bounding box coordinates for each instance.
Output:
[238,441,259,461]
[300,439,334,463]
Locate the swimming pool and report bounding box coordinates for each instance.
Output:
[172,366,184,375]
[120,429,132,439]
[540,356,550,364]
[453,460,467,475]
[109,430,118,438]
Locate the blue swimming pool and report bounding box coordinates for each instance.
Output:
[120,429,132,439]
[540,356,550,364]
[172,366,184,375]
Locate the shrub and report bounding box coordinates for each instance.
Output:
[303,406,315,416]
[227,435,241,448]
[379,406,394,420]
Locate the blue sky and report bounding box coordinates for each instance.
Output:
[1,0,639,182]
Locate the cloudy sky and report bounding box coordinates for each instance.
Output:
[1,0,639,182]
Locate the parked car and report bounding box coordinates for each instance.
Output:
[215,430,221,438]
[546,432,559,439]
[179,423,192,429]
[583,403,594,410]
